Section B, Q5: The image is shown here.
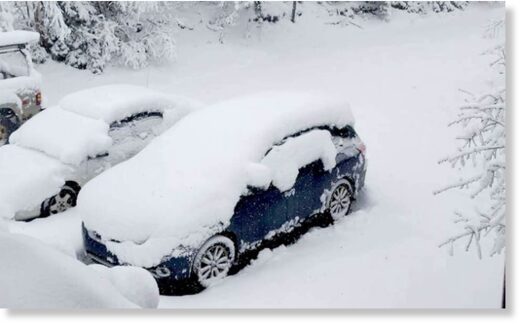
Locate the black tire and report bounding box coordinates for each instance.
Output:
[192,235,236,288]
[0,110,20,146]
[45,188,78,216]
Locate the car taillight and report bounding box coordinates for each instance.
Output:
[357,141,366,155]
[35,91,42,106]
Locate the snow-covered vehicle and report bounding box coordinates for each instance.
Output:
[0,84,200,221]
[0,31,42,145]
[80,93,367,294]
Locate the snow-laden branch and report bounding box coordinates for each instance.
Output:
[437,38,506,258]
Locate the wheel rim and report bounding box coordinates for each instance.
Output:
[49,192,74,214]
[196,243,233,285]
[0,124,7,145]
[329,184,352,219]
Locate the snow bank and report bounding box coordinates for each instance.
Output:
[0,31,39,47]
[0,145,71,220]
[9,107,112,166]
[59,84,191,124]
[0,232,157,308]
[89,264,160,308]
[79,92,353,267]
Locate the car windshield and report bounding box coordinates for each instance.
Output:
[0,48,29,80]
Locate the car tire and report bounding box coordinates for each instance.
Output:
[0,110,20,146]
[327,180,354,221]
[46,188,78,216]
[192,235,236,288]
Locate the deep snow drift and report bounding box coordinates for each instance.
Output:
[0,231,158,308]
[5,5,505,308]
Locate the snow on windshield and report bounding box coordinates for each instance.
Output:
[0,50,29,80]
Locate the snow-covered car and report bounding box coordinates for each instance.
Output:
[0,84,200,221]
[81,93,367,294]
[1,31,43,145]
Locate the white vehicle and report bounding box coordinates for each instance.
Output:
[0,31,42,145]
[0,84,200,221]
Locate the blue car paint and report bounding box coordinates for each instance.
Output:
[83,125,366,292]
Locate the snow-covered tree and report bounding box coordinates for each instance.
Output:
[436,19,505,258]
[0,3,14,32]
[6,1,176,73]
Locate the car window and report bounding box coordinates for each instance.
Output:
[260,129,337,192]
[0,49,29,80]
[107,112,163,160]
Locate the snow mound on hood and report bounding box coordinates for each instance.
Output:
[0,31,39,47]
[59,84,184,123]
[0,232,159,308]
[79,92,353,267]
[9,107,112,166]
[0,145,72,220]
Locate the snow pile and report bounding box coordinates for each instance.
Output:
[59,84,189,123]
[0,30,39,47]
[9,107,112,166]
[79,92,353,267]
[0,145,71,220]
[261,129,337,192]
[0,232,159,308]
[89,264,160,308]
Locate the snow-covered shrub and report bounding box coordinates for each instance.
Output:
[390,1,468,14]
[6,1,176,73]
[436,19,505,258]
[0,3,14,32]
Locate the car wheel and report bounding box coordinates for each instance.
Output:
[0,122,7,145]
[47,189,77,215]
[327,181,353,221]
[0,114,19,146]
[192,235,236,288]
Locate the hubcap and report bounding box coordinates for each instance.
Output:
[329,184,351,219]
[49,192,73,214]
[197,244,232,284]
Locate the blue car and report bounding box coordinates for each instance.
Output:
[81,94,367,295]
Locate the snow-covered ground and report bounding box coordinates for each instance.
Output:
[5,5,505,308]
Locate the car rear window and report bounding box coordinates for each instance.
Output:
[0,49,29,80]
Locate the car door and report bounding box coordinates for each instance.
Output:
[286,158,330,223]
[230,185,288,248]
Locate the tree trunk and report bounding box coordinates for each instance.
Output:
[291,1,297,23]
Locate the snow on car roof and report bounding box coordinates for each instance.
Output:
[79,92,354,267]
[9,106,112,166]
[9,85,198,166]
[0,31,39,47]
[59,84,184,124]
